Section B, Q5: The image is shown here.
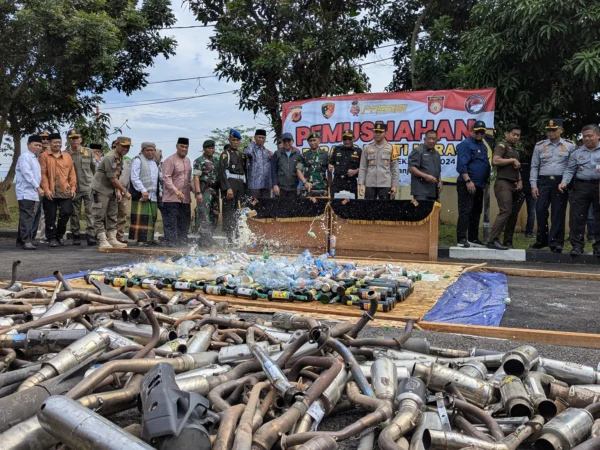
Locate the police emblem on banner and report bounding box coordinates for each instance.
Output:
[465,94,487,114]
[427,96,445,115]
[321,102,335,119]
[350,100,360,116]
[291,106,302,123]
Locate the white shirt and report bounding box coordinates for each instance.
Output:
[130,156,159,201]
[15,149,41,201]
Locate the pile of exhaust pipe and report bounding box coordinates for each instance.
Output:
[0,263,599,449]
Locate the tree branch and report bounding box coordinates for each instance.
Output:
[410,0,434,89]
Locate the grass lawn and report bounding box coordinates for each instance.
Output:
[0,206,19,229]
[439,222,594,252]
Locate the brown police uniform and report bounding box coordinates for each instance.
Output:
[489,141,524,246]
[91,150,124,236]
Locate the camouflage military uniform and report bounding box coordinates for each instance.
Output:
[297,148,329,196]
[193,154,220,235]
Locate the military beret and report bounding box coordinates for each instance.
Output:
[177,137,190,145]
[545,119,563,129]
[342,129,353,138]
[229,129,242,140]
[48,132,61,140]
[307,132,320,140]
[28,135,43,144]
[66,129,80,139]
[203,139,215,148]
[116,136,132,146]
[373,122,386,132]
[254,129,267,137]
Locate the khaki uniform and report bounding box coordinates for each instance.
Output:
[358,141,399,199]
[117,158,132,241]
[91,151,123,236]
[67,147,95,237]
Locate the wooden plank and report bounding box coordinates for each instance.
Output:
[419,321,600,349]
[484,266,600,281]
[463,263,487,273]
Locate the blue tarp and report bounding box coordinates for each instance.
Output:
[422,272,508,327]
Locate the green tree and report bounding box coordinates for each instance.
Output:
[71,112,129,154]
[382,0,477,91]
[188,0,385,134]
[0,0,177,220]
[207,126,256,154]
[453,0,600,143]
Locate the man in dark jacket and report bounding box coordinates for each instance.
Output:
[272,132,301,198]
[455,121,491,248]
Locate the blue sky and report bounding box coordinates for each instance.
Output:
[0,2,394,177]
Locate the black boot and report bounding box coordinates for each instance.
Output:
[87,235,97,246]
[72,234,81,245]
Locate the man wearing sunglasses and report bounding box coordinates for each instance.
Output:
[328,129,362,197]
[529,119,575,253]
[90,136,132,248]
[456,120,491,248]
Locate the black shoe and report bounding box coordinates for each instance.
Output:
[593,248,600,257]
[48,239,59,247]
[87,236,97,246]
[529,242,548,249]
[72,234,81,245]
[470,239,486,247]
[15,240,23,247]
[22,243,36,250]
[457,240,470,248]
[503,243,514,250]
[524,232,535,238]
[550,246,563,254]
[570,248,584,256]
[56,238,67,246]
[488,241,509,250]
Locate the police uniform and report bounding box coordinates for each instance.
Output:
[91,147,125,238]
[562,140,600,254]
[298,133,329,197]
[65,130,95,245]
[116,157,132,242]
[529,119,575,250]
[328,130,361,197]
[488,140,525,247]
[358,123,399,199]
[194,140,220,239]
[218,130,247,242]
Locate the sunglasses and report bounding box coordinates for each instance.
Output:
[342,137,353,141]
[474,130,486,134]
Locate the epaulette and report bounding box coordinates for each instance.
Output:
[353,144,360,149]
[564,139,574,143]
[391,147,400,161]
[536,140,546,146]
[303,148,310,153]
[497,143,505,148]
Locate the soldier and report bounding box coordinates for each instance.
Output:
[90,136,132,249]
[328,129,361,197]
[529,119,575,253]
[296,132,329,197]
[487,124,524,250]
[65,129,96,246]
[218,129,247,243]
[358,122,399,199]
[193,140,220,245]
[559,124,600,256]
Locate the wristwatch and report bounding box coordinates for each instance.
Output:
[465,179,472,183]
[195,191,200,195]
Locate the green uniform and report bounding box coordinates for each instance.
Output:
[297,148,329,196]
[67,147,95,237]
[91,150,123,235]
[193,154,220,236]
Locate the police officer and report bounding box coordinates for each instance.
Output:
[65,129,96,246]
[328,129,361,197]
[559,124,600,256]
[358,122,399,199]
[193,139,220,245]
[218,129,247,243]
[296,132,329,197]
[487,124,523,250]
[91,136,131,249]
[529,119,575,253]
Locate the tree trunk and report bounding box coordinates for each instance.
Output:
[410,0,433,90]
[0,129,21,221]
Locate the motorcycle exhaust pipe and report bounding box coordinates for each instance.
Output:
[502,345,539,378]
[538,358,600,385]
[0,329,88,355]
[525,373,558,419]
[36,299,77,329]
[548,383,600,409]
[413,362,496,408]
[500,376,534,418]
[111,321,177,345]
[38,395,153,450]
[156,338,188,354]
[534,408,594,450]
[458,361,488,380]
[371,358,397,427]
[187,324,215,353]
[94,325,143,350]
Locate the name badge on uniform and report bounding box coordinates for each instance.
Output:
[112,162,117,169]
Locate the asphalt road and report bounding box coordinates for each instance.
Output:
[2,238,599,334]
